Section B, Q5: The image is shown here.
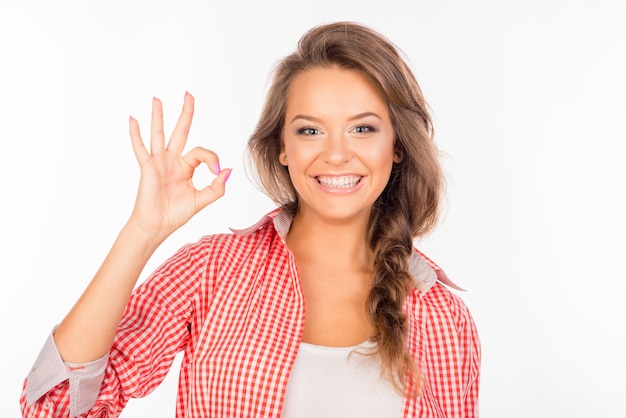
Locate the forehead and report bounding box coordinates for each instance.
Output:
[285,66,388,119]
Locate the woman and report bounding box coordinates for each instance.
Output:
[21,22,480,417]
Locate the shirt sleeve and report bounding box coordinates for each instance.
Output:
[20,237,211,417]
[22,329,108,417]
[458,297,481,417]
[419,282,481,418]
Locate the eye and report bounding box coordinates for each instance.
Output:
[297,127,322,136]
[352,125,376,134]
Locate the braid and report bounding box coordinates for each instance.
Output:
[366,167,421,395]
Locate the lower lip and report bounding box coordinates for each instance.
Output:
[314,177,365,194]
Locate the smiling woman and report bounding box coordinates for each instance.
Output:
[21,22,479,418]
[248,22,479,417]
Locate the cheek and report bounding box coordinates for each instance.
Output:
[284,143,319,167]
[368,143,396,169]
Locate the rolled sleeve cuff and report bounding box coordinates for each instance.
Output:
[25,328,108,417]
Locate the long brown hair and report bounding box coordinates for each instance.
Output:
[247,22,443,395]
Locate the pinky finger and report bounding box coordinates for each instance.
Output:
[129,116,150,164]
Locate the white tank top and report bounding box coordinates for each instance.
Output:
[281,340,404,417]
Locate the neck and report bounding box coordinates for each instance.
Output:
[285,209,373,276]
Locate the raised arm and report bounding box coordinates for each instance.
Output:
[54,92,231,363]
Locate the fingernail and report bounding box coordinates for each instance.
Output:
[224,168,232,183]
[214,162,221,174]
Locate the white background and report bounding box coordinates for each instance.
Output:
[1,0,625,417]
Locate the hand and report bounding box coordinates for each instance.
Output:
[126,92,230,240]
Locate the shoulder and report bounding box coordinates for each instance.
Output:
[405,249,477,338]
[183,210,290,266]
[407,281,480,369]
[418,282,474,330]
[407,279,480,359]
[407,249,471,324]
[155,209,288,275]
[179,224,281,265]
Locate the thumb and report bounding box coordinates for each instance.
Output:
[196,168,232,210]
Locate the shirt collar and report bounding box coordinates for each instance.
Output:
[230,209,463,293]
[229,208,288,239]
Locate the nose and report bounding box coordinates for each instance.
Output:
[323,131,353,165]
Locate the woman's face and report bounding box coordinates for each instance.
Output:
[280,66,398,225]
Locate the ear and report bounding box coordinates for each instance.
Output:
[279,150,288,166]
[393,149,403,164]
[392,139,404,163]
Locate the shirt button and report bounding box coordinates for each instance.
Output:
[42,400,52,410]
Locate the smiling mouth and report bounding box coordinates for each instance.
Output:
[316,175,362,188]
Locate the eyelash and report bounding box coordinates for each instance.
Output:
[353,125,375,134]
[297,127,321,136]
[296,125,376,136]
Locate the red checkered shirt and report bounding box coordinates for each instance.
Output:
[21,209,480,417]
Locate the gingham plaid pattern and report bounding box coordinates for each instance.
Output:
[21,210,480,417]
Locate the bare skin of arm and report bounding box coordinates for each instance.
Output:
[53,92,231,363]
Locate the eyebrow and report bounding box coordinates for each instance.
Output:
[289,112,382,124]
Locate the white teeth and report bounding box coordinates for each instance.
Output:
[316,175,361,188]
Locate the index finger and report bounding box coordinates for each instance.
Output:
[167,91,195,154]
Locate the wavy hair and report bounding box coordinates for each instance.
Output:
[247,22,443,395]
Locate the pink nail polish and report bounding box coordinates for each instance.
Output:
[214,162,221,174]
[224,169,232,182]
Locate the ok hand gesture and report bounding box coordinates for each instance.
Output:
[127,92,230,241]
